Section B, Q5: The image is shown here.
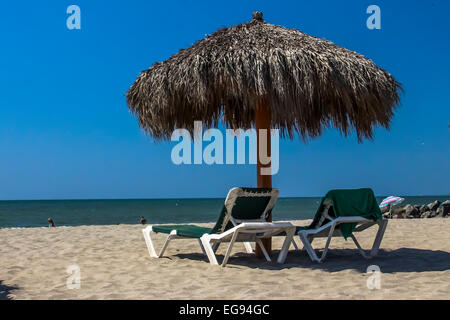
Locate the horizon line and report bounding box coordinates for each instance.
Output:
[1,194,449,202]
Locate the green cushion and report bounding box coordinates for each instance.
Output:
[307,188,382,239]
[152,225,212,238]
[211,193,272,234]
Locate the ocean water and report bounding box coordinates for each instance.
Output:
[0,196,448,228]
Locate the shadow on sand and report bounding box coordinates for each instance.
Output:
[0,280,18,300]
[176,248,450,273]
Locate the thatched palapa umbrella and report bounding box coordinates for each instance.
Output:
[126,11,401,256]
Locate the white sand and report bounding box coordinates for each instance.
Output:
[1,219,449,300]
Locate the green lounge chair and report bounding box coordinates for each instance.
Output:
[293,188,388,263]
[142,187,296,267]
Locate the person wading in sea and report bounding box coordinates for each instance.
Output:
[48,218,55,227]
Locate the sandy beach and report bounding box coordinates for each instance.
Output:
[1,219,449,300]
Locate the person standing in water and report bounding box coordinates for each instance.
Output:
[48,218,55,227]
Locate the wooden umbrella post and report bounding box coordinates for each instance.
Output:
[255,101,272,258]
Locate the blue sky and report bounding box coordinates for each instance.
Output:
[0,0,449,200]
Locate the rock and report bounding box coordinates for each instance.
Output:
[442,200,450,217]
[385,201,450,219]
[390,206,406,219]
[427,200,441,211]
[392,207,406,215]
[405,204,420,218]
[420,211,430,218]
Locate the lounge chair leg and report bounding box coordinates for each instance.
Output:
[200,235,219,265]
[370,219,388,257]
[158,231,176,257]
[222,231,239,267]
[297,236,313,252]
[142,226,159,258]
[298,232,320,262]
[243,242,253,253]
[255,238,271,262]
[299,224,335,263]
[212,242,220,253]
[291,239,300,251]
[198,239,207,256]
[350,234,369,259]
[301,236,313,249]
[318,223,336,262]
[277,228,295,264]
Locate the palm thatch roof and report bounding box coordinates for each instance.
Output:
[126,11,401,141]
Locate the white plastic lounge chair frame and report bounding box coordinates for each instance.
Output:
[201,221,295,267]
[295,199,388,263]
[142,188,296,267]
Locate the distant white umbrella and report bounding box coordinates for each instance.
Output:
[379,196,405,208]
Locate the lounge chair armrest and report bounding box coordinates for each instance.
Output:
[236,222,294,230]
[208,222,295,240]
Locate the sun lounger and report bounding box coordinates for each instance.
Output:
[293,188,388,263]
[142,187,296,267]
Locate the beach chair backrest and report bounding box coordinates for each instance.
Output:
[211,187,279,234]
[310,198,334,229]
[309,188,382,229]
